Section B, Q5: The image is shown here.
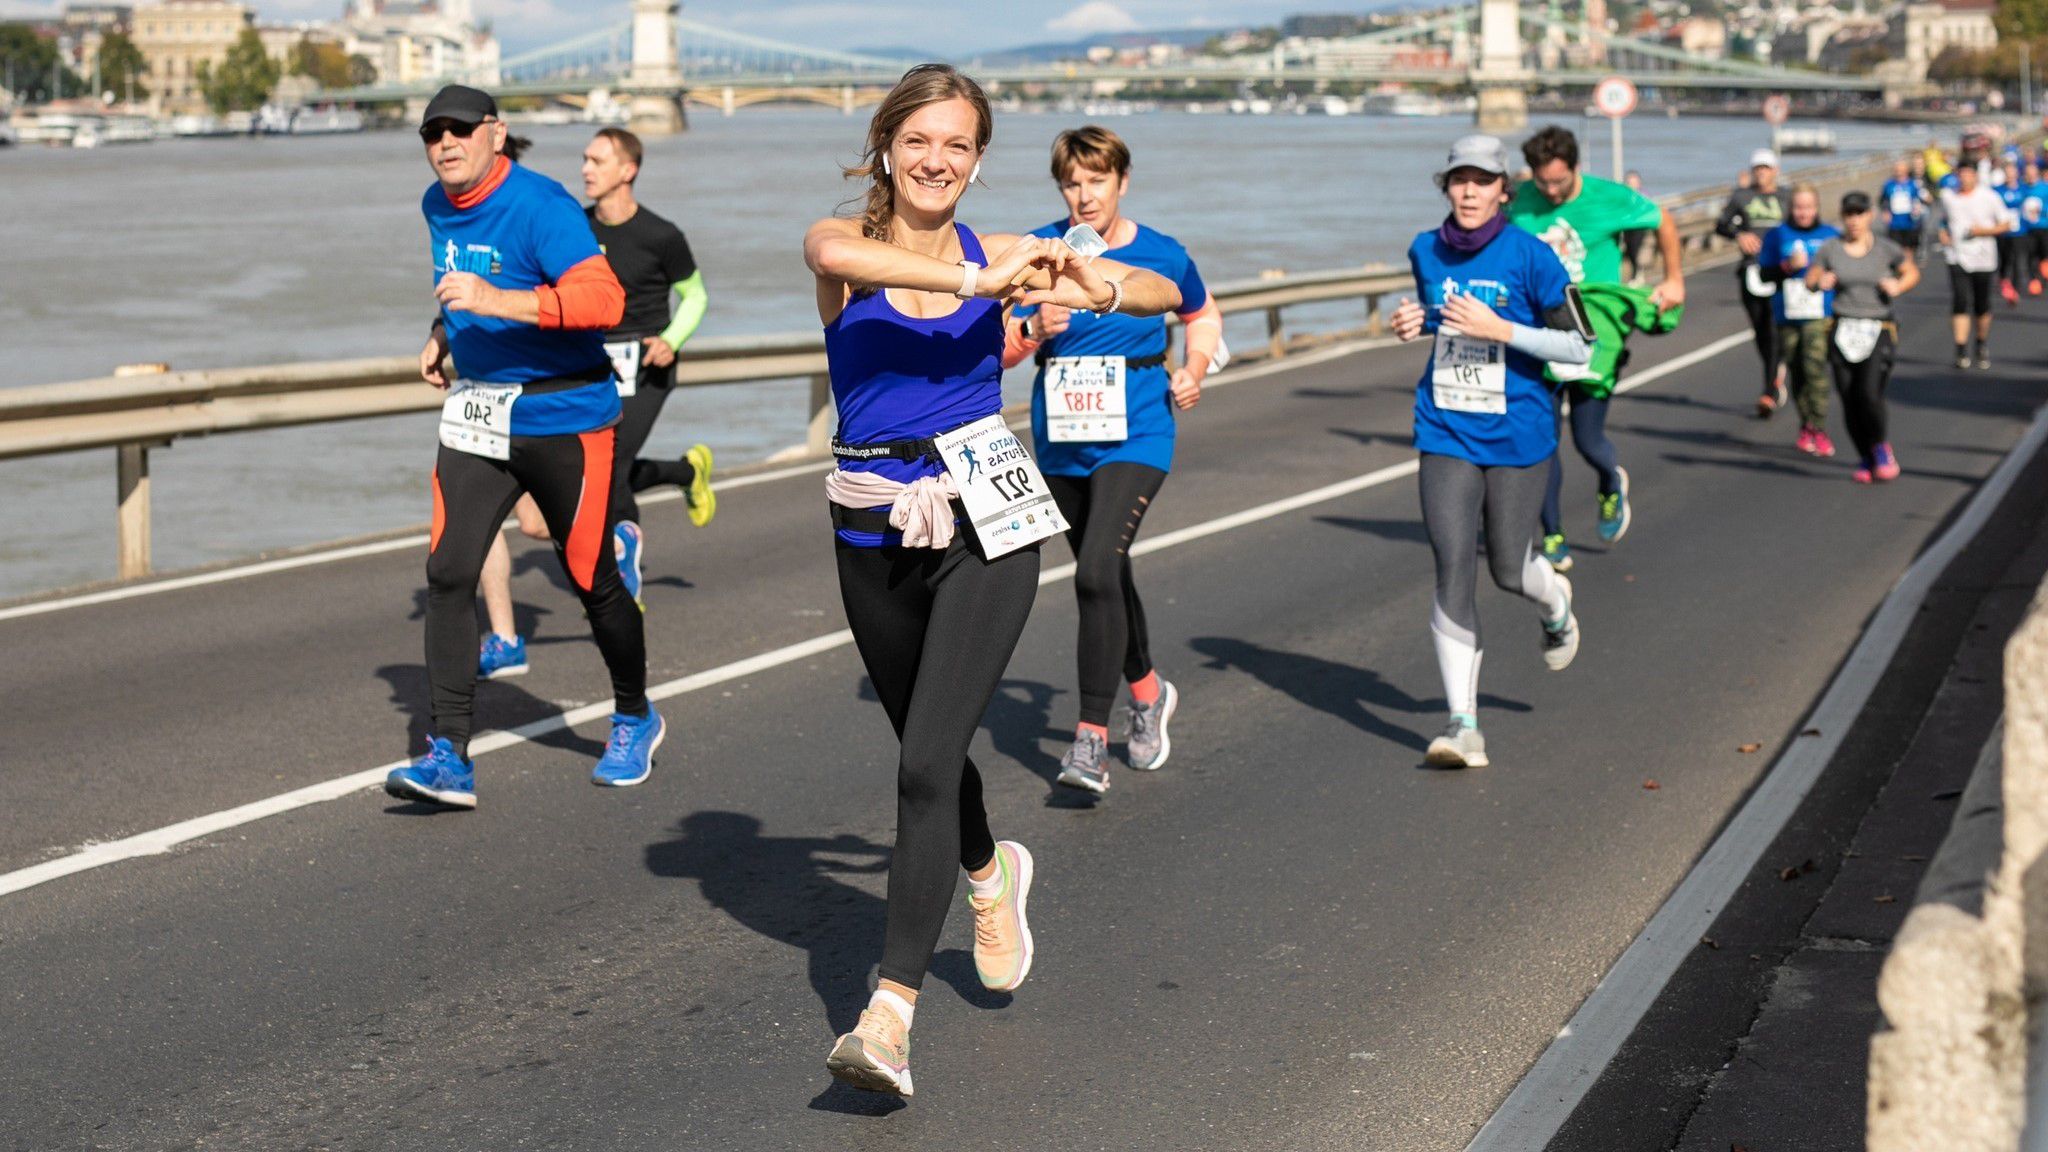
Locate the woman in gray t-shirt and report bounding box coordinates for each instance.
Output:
[1809,190,1921,483]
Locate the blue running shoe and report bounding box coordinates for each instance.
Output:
[592,708,665,787]
[478,633,528,680]
[384,737,476,809]
[1596,466,1631,544]
[613,521,644,607]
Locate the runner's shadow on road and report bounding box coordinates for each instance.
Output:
[1190,637,1527,756]
[1315,515,1430,546]
[1326,427,1412,449]
[1620,392,1754,418]
[1659,451,1823,479]
[373,663,605,767]
[984,679,1102,808]
[645,812,1007,1035]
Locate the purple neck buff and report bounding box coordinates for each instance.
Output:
[1438,212,1507,253]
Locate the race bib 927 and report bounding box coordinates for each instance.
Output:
[935,415,1069,559]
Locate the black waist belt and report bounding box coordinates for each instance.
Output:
[830,501,964,534]
[831,437,939,462]
[513,365,616,395]
[1032,349,1170,370]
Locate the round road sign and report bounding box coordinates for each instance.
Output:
[1592,76,1637,120]
[1763,94,1791,125]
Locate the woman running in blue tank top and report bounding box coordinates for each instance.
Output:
[804,64,1182,1098]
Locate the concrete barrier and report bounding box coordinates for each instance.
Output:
[1869,575,2048,1150]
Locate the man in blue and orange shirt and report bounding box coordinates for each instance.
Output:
[385,84,665,810]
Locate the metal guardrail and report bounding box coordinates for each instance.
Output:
[5,152,1906,584]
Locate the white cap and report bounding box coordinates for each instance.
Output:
[1749,148,1779,170]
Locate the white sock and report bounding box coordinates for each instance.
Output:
[1430,601,1483,718]
[967,858,1005,902]
[871,988,914,1028]
[1522,548,1569,624]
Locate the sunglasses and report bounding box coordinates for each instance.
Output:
[419,118,494,145]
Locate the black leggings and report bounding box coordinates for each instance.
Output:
[1541,385,1621,538]
[1951,266,1994,317]
[428,433,647,756]
[1828,323,1897,461]
[1999,235,2026,285]
[1738,266,1781,394]
[836,535,1039,991]
[610,361,696,525]
[1046,463,1167,727]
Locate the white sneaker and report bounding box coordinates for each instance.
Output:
[1426,718,1489,768]
[1542,574,1580,672]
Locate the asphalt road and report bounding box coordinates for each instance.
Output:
[4,272,2047,1151]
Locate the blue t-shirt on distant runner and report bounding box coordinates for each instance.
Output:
[2025,182,2048,232]
[1882,178,1924,233]
[422,162,620,436]
[2001,182,2029,234]
[1018,220,1207,476]
[1407,225,1572,469]
[1757,222,1842,323]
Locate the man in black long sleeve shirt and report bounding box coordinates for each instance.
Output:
[1716,148,1789,417]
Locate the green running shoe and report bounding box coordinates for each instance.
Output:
[1596,467,1631,544]
[1541,532,1574,573]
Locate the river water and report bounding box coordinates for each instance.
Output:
[1,109,1941,597]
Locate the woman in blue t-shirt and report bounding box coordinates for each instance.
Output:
[1001,125,1220,794]
[1388,135,1592,770]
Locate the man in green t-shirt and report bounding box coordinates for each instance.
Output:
[1507,125,1685,572]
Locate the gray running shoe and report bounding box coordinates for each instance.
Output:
[1125,679,1178,771]
[1056,728,1110,793]
[1425,719,1489,768]
[1542,573,1580,672]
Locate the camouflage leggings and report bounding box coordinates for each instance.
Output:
[1776,318,1833,428]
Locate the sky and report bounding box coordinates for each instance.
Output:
[0,0,1401,55]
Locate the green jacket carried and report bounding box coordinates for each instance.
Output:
[1544,283,1684,400]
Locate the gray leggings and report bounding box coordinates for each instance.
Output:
[1419,453,1553,647]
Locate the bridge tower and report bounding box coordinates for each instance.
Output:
[1471,0,1529,132]
[627,0,686,136]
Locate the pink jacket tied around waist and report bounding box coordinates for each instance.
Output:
[824,469,963,549]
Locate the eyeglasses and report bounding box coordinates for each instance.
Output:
[419,118,494,145]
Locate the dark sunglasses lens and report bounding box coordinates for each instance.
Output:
[419,120,481,144]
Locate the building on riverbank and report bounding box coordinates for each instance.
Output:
[131,0,250,115]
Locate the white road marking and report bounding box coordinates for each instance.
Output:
[0,329,1747,900]
[1465,398,2048,1152]
[0,338,1389,627]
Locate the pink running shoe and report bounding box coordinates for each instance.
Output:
[1812,429,1837,458]
[1853,463,1875,484]
[1872,443,1901,482]
[1795,426,1819,456]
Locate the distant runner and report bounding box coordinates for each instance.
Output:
[1757,183,1842,458]
[474,127,713,680]
[1808,190,1920,483]
[386,85,660,810]
[1506,126,1685,572]
[1390,134,1590,770]
[1881,159,1928,255]
[1938,163,2013,370]
[1716,148,1788,417]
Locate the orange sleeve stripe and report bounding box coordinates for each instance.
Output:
[537,255,625,331]
[563,429,617,592]
[1176,294,1218,324]
[1001,317,1040,369]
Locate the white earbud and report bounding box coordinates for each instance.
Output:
[969,161,981,186]
[882,154,892,176]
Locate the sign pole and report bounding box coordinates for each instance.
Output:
[1612,112,1624,182]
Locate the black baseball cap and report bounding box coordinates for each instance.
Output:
[420,85,497,128]
[1841,190,1873,215]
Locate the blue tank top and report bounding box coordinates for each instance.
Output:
[823,222,1005,547]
